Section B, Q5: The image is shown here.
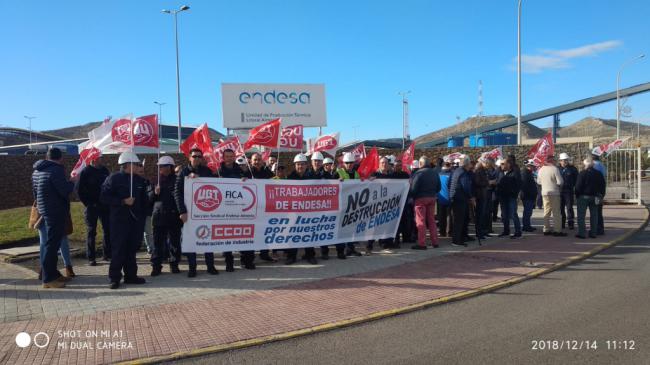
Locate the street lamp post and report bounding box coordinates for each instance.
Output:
[398,91,411,150]
[24,115,36,144]
[517,0,522,145]
[616,54,645,140]
[162,5,190,152]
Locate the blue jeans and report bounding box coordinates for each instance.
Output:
[38,223,72,267]
[577,195,598,237]
[522,199,535,230]
[500,197,521,235]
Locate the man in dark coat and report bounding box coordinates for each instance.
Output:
[520,160,538,232]
[77,154,111,265]
[150,156,183,275]
[100,151,151,289]
[472,160,490,240]
[175,148,219,277]
[559,153,579,230]
[449,156,474,246]
[496,159,522,238]
[574,158,606,239]
[32,148,75,288]
[392,158,412,246]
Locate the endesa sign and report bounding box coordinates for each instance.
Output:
[221,83,327,129]
[182,178,410,253]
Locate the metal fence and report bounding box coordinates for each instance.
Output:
[602,147,643,204]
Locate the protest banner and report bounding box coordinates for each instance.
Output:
[181,178,409,253]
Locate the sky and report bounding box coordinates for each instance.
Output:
[2,0,649,143]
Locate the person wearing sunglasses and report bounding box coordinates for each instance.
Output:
[174,148,219,277]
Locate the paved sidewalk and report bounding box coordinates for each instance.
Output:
[0,205,646,365]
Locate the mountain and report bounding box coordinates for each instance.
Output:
[414,114,547,145]
[557,117,650,145]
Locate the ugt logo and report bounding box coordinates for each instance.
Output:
[194,185,222,212]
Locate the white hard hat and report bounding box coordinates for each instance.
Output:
[496,158,504,166]
[236,156,247,165]
[323,157,334,164]
[387,155,396,164]
[293,153,308,163]
[343,152,356,163]
[118,151,140,165]
[311,151,324,160]
[591,148,602,157]
[453,158,461,164]
[525,159,535,166]
[559,153,570,160]
[157,155,175,166]
[411,160,420,169]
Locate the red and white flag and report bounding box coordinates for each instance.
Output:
[401,143,415,173]
[443,152,464,163]
[88,114,159,152]
[350,143,366,162]
[243,118,281,150]
[527,133,554,167]
[213,135,245,165]
[357,147,379,181]
[279,125,304,150]
[308,132,340,157]
[180,123,213,157]
[479,147,503,161]
[70,146,101,179]
[592,137,629,156]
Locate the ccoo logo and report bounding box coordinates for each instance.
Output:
[131,118,155,145]
[194,185,222,212]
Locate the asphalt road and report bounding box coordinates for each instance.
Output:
[168,222,650,365]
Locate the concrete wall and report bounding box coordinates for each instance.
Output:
[0,142,591,211]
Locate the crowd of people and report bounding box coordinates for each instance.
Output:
[30,146,607,289]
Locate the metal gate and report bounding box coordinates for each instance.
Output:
[602,147,643,205]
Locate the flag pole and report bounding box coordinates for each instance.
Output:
[130,115,134,197]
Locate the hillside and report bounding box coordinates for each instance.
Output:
[414,115,547,145]
[557,117,650,145]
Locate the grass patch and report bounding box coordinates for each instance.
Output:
[0,202,101,248]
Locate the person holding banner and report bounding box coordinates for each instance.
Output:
[310,152,325,178]
[392,158,412,246]
[175,148,219,277]
[218,149,256,271]
[100,152,150,289]
[286,154,318,265]
[336,153,363,257]
[321,157,339,179]
[250,152,276,262]
[150,156,183,276]
[366,157,395,253]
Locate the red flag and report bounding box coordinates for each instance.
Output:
[110,114,159,148]
[70,146,101,179]
[309,132,340,156]
[279,125,304,150]
[213,136,245,165]
[479,147,503,161]
[357,147,379,181]
[350,143,366,162]
[527,133,554,167]
[180,124,213,157]
[243,118,281,150]
[401,143,415,173]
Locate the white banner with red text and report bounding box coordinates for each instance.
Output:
[181,178,409,253]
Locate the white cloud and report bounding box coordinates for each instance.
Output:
[516,40,622,74]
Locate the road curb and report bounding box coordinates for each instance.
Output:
[119,206,650,365]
